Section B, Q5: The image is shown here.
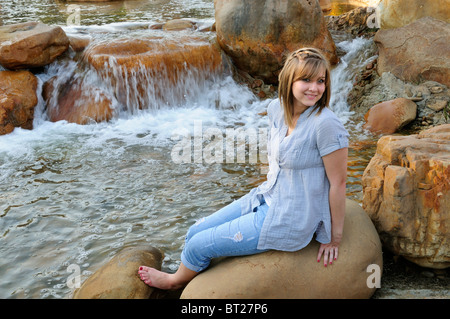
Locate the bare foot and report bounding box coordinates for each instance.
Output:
[138,266,183,290]
[138,262,198,290]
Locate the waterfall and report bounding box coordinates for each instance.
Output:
[32,33,376,128]
[330,36,376,124]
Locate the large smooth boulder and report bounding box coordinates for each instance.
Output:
[377,0,450,29]
[214,0,338,84]
[0,70,38,135]
[83,34,225,109]
[374,17,450,87]
[363,98,417,134]
[72,246,163,299]
[0,22,69,69]
[362,125,450,269]
[181,199,383,299]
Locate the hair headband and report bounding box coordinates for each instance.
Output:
[291,48,323,60]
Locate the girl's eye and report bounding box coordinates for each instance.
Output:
[301,78,325,83]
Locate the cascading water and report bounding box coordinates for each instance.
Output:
[0,2,377,299]
[331,37,377,120]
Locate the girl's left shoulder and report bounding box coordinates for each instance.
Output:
[315,107,343,124]
[316,107,339,119]
[314,107,349,134]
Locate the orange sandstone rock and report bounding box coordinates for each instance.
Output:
[43,75,114,125]
[83,34,224,109]
[363,98,417,134]
[378,0,450,29]
[68,35,92,52]
[214,0,338,84]
[374,17,450,87]
[362,124,450,269]
[0,22,69,69]
[0,70,37,135]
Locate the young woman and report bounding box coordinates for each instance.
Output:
[138,47,349,290]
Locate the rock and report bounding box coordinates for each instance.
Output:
[319,0,331,12]
[430,86,444,95]
[72,246,163,299]
[0,70,37,135]
[363,98,417,134]
[426,99,447,112]
[43,74,115,125]
[232,69,277,100]
[0,22,69,69]
[68,34,92,52]
[180,199,383,299]
[348,70,449,130]
[325,7,377,36]
[362,124,450,269]
[377,0,450,29]
[149,23,164,30]
[83,34,225,109]
[163,19,196,31]
[214,0,338,84]
[374,17,450,87]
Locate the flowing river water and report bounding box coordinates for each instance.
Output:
[0,0,378,298]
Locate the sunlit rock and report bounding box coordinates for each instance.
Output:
[319,0,331,12]
[377,0,450,29]
[72,246,163,299]
[0,70,37,135]
[83,33,225,109]
[362,124,450,269]
[163,19,196,31]
[43,74,115,125]
[214,0,338,84]
[325,6,376,36]
[363,98,417,134]
[68,34,92,52]
[0,21,69,69]
[375,17,450,87]
[181,200,383,299]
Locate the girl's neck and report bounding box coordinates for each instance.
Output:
[292,103,309,117]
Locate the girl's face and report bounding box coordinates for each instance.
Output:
[291,68,326,111]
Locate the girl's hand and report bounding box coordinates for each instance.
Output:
[317,242,340,267]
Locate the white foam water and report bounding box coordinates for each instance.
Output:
[330,36,377,121]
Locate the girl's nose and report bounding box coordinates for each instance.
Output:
[309,82,319,92]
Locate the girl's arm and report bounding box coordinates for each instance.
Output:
[317,147,348,267]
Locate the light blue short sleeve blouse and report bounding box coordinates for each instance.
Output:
[240,98,349,251]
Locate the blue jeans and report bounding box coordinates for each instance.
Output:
[180,197,269,272]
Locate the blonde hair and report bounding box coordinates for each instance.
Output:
[278,47,331,128]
